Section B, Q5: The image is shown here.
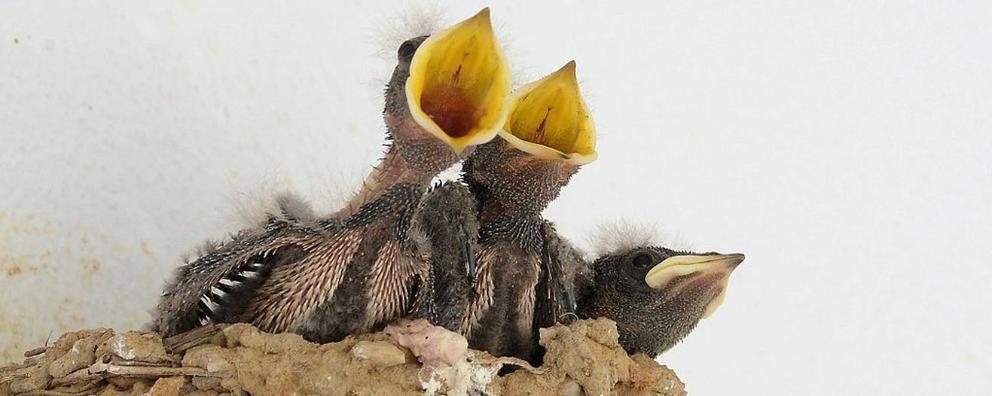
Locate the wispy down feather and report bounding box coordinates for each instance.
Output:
[367,4,528,90]
[371,2,446,60]
[588,220,694,258]
[227,175,316,230]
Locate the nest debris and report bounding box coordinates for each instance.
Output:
[0,319,684,396]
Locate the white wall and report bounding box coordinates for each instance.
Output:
[1,1,989,394]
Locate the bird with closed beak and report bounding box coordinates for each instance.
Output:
[153,9,512,342]
[419,199,746,359]
[572,243,745,357]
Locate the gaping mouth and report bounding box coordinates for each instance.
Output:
[499,61,598,165]
[644,253,745,318]
[405,8,511,153]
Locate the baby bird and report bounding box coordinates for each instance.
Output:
[153,9,511,341]
[454,62,598,361]
[418,193,745,360]
[574,246,745,357]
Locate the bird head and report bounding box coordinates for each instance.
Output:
[576,247,745,357]
[383,8,511,175]
[462,61,597,214]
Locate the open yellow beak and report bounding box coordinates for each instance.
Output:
[405,8,511,153]
[499,61,598,165]
[645,253,745,319]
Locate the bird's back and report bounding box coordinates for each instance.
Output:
[153,224,305,336]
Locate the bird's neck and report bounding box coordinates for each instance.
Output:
[337,146,424,218]
[476,198,514,223]
[471,184,553,226]
[463,140,580,223]
[336,118,460,219]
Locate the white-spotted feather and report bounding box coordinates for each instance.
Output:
[210,286,227,299]
[200,295,220,312]
[218,278,242,288]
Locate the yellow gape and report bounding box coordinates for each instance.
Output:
[405,8,511,153]
[500,61,598,165]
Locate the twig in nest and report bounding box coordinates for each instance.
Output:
[48,368,102,387]
[92,361,229,378]
[163,323,225,354]
[23,347,46,358]
[107,358,175,367]
[48,360,229,389]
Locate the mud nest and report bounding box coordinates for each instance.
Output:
[0,319,684,396]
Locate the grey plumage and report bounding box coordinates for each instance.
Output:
[150,10,745,364]
[411,181,480,331]
[153,198,321,336]
[154,181,431,340]
[454,139,581,363]
[154,36,452,340]
[154,12,513,341]
[574,248,744,357]
[418,193,745,359]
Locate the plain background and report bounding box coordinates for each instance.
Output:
[1,1,990,394]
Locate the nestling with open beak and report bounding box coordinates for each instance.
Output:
[444,62,598,362]
[152,9,512,342]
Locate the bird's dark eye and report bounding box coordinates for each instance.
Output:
[629,251,656,269]
[398,40,417,60]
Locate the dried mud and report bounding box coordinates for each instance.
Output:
[0,319,685,396]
